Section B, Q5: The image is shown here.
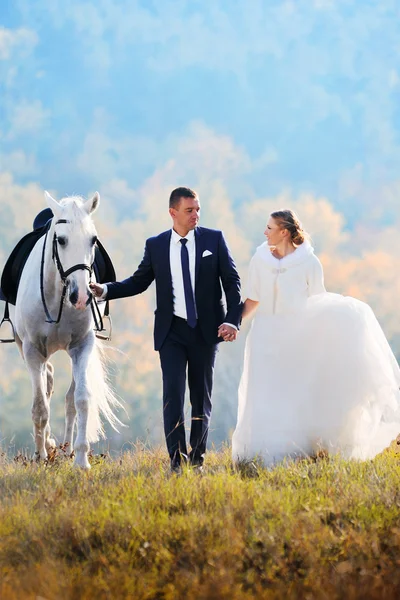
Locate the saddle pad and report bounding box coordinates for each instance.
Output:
[0,224,116,306]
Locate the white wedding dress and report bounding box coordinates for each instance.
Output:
[232,241,400,464]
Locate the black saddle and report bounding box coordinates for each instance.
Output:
[0,208,116,306]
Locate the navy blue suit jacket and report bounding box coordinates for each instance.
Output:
[106,227,242,350]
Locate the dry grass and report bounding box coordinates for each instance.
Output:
[1,443,400,600]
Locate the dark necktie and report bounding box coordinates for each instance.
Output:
[179,238,197,328]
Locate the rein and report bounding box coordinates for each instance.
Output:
[40,219,104,333]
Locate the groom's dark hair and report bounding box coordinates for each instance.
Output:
[169,187,198,209]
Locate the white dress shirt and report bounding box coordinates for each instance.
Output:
[170,228,197,319]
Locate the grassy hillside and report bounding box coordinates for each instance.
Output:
[1,445,400,600]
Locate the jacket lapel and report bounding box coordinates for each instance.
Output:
[195,227,204,283]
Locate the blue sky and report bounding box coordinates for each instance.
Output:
[2,0,400,227]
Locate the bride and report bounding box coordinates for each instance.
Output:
[232,209,400,464]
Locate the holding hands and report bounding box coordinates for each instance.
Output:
[218,323,237,342]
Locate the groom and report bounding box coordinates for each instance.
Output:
[90,187,242,471]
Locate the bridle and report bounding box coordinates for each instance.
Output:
[40,218,105,333]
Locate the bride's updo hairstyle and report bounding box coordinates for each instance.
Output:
[270,209,309,246]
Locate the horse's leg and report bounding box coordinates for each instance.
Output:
[69,338,94,470]
[63,378,76,450]
[44,362,56,452]
[23,341,49,460]
[15,333,23,357]
[46,362,54,398]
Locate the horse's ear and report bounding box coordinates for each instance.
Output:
[83,192,100,215]
[44,191,61,217]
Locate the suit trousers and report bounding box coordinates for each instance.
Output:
[159,316,218,466]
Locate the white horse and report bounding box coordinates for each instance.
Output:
[15,192,121,469]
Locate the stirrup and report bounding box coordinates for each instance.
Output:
[95,314,112,341]
[0,302,16,343]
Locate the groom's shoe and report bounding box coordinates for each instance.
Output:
[190,463,204,474]
[189,451,205,473]
[170,452,188,475]
[170,463,182,475]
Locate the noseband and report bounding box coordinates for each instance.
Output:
[40,219,104,332]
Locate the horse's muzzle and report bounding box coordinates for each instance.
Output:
[69,285,91,310]
[69,288,78,306]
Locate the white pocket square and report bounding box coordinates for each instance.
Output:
[202,250,213,258]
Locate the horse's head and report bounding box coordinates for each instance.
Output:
[44,192,100,310]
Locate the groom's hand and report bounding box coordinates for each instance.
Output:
[89,282,105,298]
[218,324,237,342]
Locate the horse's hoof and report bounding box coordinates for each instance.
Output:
[45,438,56,451]
[73,452,91,470]
[73,461,91,471]
[35,451,48,462]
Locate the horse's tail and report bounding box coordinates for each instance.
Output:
[86,338,124,443]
